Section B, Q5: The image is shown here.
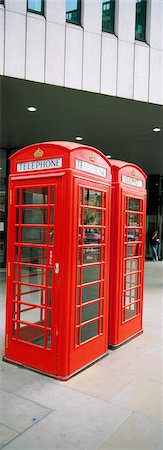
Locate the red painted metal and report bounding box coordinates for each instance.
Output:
[4,142,111,379]
[108,160,147,348]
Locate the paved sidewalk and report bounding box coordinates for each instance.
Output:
[0,262,163,450]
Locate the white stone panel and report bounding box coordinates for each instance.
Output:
[46,0,66,25]
[26,15,45,82]
[149,49,163,105]
[115,0,135,43]
[5,11,26,79]
[65,25,83,89]
[101,34,117,96]
[149,0,163,50]
[117,41,134,99]
[45,23,65,86]
[83,0,102,33]
[82,32,101,93]
[5,0,26,15]
[0,9,4,75]
[134,43,149,102]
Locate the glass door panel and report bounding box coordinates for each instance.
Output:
[123,195,143,323]
[76,186,107,346]
[12,186,55,349]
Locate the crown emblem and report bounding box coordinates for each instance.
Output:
[89,153,96,162]
[34,148,44,158]
[131,169,136,177]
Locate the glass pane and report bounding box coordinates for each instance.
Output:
[128,198,141,211]
[20,247,47,265]
[125,303,137,320]
[16,324,44,346]
[22,188,48,205]
[82,302,99,323]
[20,306,45,324]
[20,286,46,304]
[84,209,101,225]
[84,228,101,244]
[82,283,99,303]
[20,266,46,285]
[28,0,43,14]
[125,288,139,305]
[125,258,139,273]
[127,229,141,242]
[128,213,142,227]
[81,320,98,342]
[22,208,47,224]
[66,0,81,24]
[83,265,100,283]
[135,0,146,41]
[84,189,101,207]
[102,0,115,33]
[125,244,138,257]
[22,227,47,244]
[83,247,100,264]
[46,331,51,349]
[125,273,139,289]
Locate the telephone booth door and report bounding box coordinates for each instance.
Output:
[5,177,62,375]
[109,161,147,348]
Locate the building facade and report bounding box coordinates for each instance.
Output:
[0,0,162,104]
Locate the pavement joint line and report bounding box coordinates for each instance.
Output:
[0,386,54,412]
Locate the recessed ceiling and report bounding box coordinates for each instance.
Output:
[1,75,163,174]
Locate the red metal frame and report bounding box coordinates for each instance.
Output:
[108,160,147,348]
[4,141,111,379]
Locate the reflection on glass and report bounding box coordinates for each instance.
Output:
[125,244,138,258]
[128,213,141,226]
[82,302,98,323]
[22,227,47,244]
[125,303,137,320]
[84,209,100,225]
[125,258,138,273]
[22,188,48,205]
[84,228,101,244]
[125,273,139,289]
[20,246,47,265]
[20,306,45,324]
[125,287,138,305]
[128,198,140,212]
[22,208,47,225]
[83,247,100,264]
[81,320,98,342]
[84,190,101,207]
[82,283,99,303]
[83,265,100,284]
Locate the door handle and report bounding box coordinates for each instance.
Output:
[54,263,59,274]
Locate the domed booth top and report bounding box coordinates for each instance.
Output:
[4,142,112,380]
[108,159,147,348]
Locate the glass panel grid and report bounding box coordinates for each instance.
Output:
[12,186,55,349]
[122,195,143,323]
[76,187,106,346]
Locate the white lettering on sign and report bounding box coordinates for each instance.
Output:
[122,175,143,188]
[76,159,106,178]
[17,158,62,172]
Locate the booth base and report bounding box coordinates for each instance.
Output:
[2,350,109,381]
[108,329,143,350]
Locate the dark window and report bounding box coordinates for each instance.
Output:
[135,0,146,41]
[102,0,115,34]
[0,0,4,4]
[66,0,81,25]
[27,0,44,15]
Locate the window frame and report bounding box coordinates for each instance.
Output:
[66,0,81,26]
[27,0,44,16]
[135,0,147,42]
[102,0,115,35]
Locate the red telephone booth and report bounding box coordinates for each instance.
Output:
[109,160,147,348]
[4,142,111,379]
